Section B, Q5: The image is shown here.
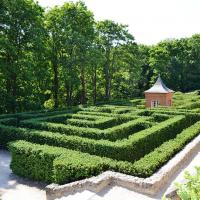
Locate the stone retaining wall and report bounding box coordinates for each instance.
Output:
[46,134,200,200]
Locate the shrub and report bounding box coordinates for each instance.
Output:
[126,115,192,161]
[66,117,127,129]
[0,115,193,161]
[19,116,151,141]
[44,99,55,109]
[151,113,170,122]
[0,118,19,126]
[54,154,105,183]
[8,140,138,184]
[133,121,200,177]
[9,140,109,183]
[3,103,200,185]
[68,113,101,121]
[176,167,200,200]
[9,125,200,184]
[9,140,62,182]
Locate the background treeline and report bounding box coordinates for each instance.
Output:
[0,0,200,113]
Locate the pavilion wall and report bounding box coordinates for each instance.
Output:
[145,92,173,108]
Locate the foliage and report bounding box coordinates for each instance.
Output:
[133,121,200,177]
[176,167,200,200]
[1,0,200,186]
[1,0,200,114]
[0,102,200,183]
[0,0,47,113]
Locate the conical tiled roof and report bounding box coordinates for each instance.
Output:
[145,75,174,93]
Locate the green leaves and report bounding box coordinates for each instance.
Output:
[3,106,200,184]
[175,167,200,200]
[1,0,47,113]
[1,0,200,113]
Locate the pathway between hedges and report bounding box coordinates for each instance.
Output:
[0,150,46,200]
[0,147,200,200]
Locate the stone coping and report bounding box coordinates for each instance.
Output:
[46,134,200,200]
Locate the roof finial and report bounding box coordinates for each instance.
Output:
[144,73,174,93]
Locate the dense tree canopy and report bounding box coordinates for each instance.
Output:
[0,0,200,113]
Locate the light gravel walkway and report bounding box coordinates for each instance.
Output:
[0,150,46,200]
[1,145,200,200]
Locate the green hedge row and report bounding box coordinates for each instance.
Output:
[19,116,151,141]
[149,108,193,115]
[112,107,133,114]
[0,107,80,121]
[9,140,145,183]
[0,115,193,161]
[132,120,200,177]
[68,113,102,121]
[0,111,41,120]
[9,140,61,182]
[0,109,166,130]
[27,112,103,124]
[9,118,200,183]
[77,111,127,117]
[82,106,113,113]
[104,117,153,140]
[37,112,136,124]
[0,118,19,126]
[66,117,126,129]
[124,115,191,161]
[178,101,200,110]
[76,111,143,124]
[8,140,127,183]
[151,113,171,122]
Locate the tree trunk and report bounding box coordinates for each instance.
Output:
[92,66,97,105]
[66,81,73,107]
[103,48,112,101]
[80,65,86,104]
[104,58,110,100]
[52,60,59,108]
[5,78,12,113]
[11,73,17,113]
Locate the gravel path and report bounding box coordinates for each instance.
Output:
[0,150,46,200]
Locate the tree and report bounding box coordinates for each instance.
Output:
[149,36,200,92]
[110,43,141,98]
[45,6,62,108]
[96,20,134,100]
[0,0,45,112]
[137,45,153,93]
[45,1,95,106]
[1,0,200,114]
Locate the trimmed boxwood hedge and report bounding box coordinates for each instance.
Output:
[66,117,127,129]
[9,118,200,183]
[9,140,61,182]
[19,117,152,141]
[0,118,19,126]
[3,106,200,185]
[9,140,141,183]
[67,113,102,121]
[132,120,200,177]
[9,140,111,183]
[1,115,196,161]
[0,108,80,122]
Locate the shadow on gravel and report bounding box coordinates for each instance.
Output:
[0,150,46,199]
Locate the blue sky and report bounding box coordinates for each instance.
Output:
[37,0,200,45]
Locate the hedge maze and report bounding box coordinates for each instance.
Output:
[1,105,200,184]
